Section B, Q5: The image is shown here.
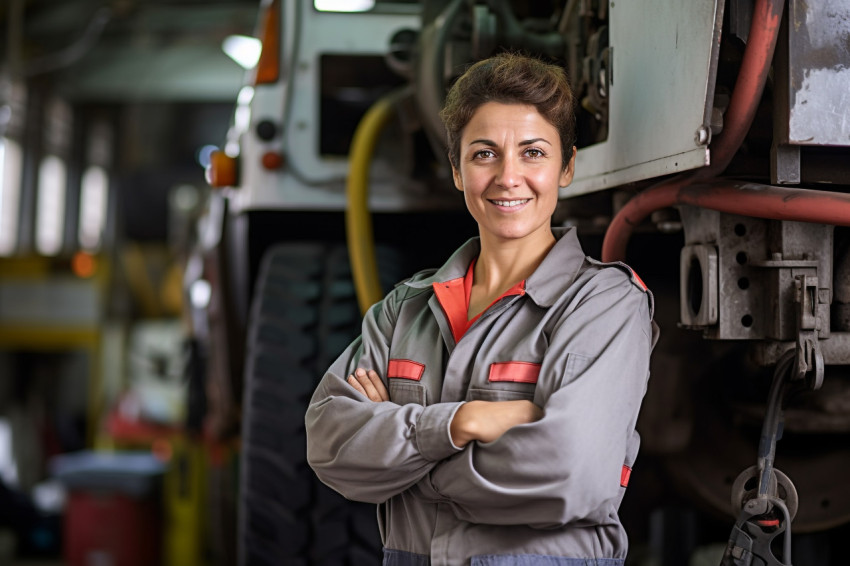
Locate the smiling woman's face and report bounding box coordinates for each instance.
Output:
[452,102,575,247]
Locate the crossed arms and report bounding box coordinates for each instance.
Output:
[305,272,653,527]
[346,367,543,446]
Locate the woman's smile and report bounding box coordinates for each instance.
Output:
[489,197,532,211]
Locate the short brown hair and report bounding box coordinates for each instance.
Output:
[439,52,576,171]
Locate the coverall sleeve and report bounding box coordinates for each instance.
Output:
[305,289,464,505]
[427,272,654,528]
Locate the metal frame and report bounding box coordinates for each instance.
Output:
[564,0,723,197]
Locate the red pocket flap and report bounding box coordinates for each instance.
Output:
[620,465,632,488]
[488,361,541,384]
[387,359,425,381]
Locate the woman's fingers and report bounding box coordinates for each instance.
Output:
[347,368,389,402]
[347,374,369,397]
[354,368,381,401]
[366,369,390,402]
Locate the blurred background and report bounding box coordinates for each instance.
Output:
[2,1,258,564]
[2,1,850,565]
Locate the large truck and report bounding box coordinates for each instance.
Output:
[197,1,850,564]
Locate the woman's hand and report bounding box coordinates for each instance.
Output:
[450,400,543,447]
[347,368,389,402]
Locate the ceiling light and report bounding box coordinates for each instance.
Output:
[222,35,262,70]
[314,0,375,12]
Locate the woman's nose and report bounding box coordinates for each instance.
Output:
[496,158,521,187]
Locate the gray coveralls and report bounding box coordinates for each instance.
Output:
[306,227,658,566]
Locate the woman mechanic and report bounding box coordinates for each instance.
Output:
[306,52,658,566]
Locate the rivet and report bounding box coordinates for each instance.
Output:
[694,126,710,146]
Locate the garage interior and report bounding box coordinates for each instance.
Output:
[2,1,850,565]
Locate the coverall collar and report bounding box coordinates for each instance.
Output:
[404,227,586,308]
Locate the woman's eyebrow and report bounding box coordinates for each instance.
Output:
[466,137,553,146]
[519,138,552,146]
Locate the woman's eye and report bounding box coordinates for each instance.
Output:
[525,148,544,158]
[473,149,495,159]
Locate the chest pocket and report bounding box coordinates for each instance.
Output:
[466,361,540,402]
[387,359,428,406]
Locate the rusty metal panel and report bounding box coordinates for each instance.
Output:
[678,206,768,340]
[565,0,722,197]
[786,0,850,146]
[678,206,833,341]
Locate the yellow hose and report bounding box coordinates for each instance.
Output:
[346,89,406,314]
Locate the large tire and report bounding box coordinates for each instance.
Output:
[239,243,392,566]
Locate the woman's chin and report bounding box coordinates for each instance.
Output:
[480,224,545,243]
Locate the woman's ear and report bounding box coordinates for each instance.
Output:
[559,146,577,187]
[452,165,464,192]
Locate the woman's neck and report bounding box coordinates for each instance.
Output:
[473,229,556,300]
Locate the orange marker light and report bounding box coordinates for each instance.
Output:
[71,251,97,278]
[254,0,281,85]
[206,150,238,187]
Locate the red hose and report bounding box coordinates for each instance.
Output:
[602,173,693,261]
[602,179,850,261]
[700,0,784,178]
[602,0,787,262]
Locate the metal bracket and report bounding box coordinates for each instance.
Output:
[795,331,824,390]
[794,274,824,389]
[794,274,818,331]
